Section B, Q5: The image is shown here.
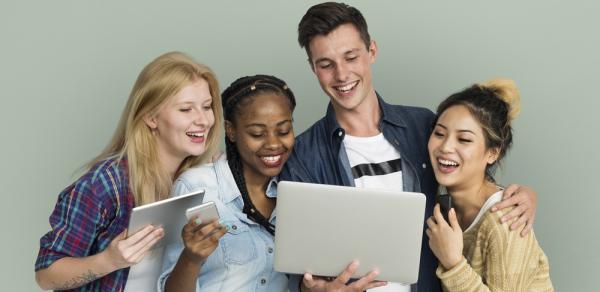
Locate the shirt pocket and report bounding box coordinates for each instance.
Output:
[219,219,257,265]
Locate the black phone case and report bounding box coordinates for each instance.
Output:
[437,194,452,223]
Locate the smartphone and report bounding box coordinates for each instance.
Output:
[436,194,452,223]
[185,201,220,224]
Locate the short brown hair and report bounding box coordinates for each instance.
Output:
[298,2,371,60]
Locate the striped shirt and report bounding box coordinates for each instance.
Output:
[36,157,134,291]
[343,133,403,190]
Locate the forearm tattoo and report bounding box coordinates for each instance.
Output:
[52,269,99,290]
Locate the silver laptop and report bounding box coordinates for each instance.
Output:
[128,189,205,249]
[274,181,425,284]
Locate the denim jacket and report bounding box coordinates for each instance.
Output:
[158,156,288,292]
[279,94,440,292]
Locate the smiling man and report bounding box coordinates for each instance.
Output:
[279,2,538,292]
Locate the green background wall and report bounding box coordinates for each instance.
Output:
[1,1,598,290]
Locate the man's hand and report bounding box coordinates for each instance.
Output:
[491,184,537,236]
[301,260,387,292]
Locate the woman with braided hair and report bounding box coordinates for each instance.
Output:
[159,74,296,292]
[426,78,553,291]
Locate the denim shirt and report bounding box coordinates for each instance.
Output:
[279,94,441,292]
[158,156,288,292]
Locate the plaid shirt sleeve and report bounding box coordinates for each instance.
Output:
[35,168,110,271]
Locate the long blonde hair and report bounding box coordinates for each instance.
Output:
[89,52,222,206]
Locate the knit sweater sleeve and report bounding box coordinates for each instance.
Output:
[436,210,553,291]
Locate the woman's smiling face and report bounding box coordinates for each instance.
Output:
[428,105,499,191]
[146,78,215,165]
[226,92,294,181]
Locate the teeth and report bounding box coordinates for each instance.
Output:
[187,132,204,138]
[335,81,358,93]
[261,155,281,162]
[438,159,458,166]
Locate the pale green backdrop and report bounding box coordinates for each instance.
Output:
[1,0,598,290]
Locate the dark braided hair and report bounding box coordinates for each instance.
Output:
[221,74,296,235]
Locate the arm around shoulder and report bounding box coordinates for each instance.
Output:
[493,184,538,236]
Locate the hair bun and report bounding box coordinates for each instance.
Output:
[480,78,521,121]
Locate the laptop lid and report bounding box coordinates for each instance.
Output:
[274,181,425,284]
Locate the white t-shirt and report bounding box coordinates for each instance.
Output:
[343,133,403,190]
[343,133,409,292]
[465,190,503,232]
[123,247,164,292]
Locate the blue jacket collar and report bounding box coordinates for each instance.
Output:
[323,92,407,140]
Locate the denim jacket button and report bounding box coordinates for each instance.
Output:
[231,224,238,230]
[267,247,273,253]
[260,278,267,285]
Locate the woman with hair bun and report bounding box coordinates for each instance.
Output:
[426,79,554,291]
[160,74,296,292]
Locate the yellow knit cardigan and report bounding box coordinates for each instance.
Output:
[436,206,554,291]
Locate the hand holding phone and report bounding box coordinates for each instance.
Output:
[437,194,452,223]
[185,201,220,224]
[181,201,224,264]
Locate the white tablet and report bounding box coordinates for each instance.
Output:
[128,189,205,249]
[274,181,426,284]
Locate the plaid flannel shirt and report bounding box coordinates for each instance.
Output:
[35,157,134,291]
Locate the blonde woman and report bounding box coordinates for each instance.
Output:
[426,79,553,291]
[35,52,223,291]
